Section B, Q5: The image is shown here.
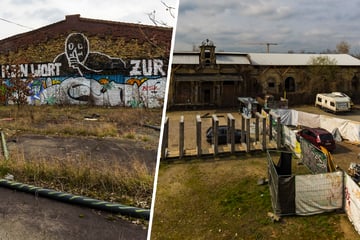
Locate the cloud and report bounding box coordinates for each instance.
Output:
[174,0,360,54]
[0,0,178,39]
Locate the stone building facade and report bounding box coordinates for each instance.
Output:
[169,40,360,109]
[0,14,173,107]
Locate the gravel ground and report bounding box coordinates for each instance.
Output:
[164,105,360,170]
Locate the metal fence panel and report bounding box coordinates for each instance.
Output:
[267,151,295,216]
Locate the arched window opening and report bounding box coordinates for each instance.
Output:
[352,75,359,91]
[267,77,276,93]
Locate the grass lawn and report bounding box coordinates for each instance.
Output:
[150,153,358,239]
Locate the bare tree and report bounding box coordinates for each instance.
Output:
[161,1,176,18]
[147,1,176,26]
[336,41,351,54]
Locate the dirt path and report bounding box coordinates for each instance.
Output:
[7,134,157,172]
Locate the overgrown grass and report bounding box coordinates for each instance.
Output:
[0,153,153,208]
[0,105,161,210]
[0,105,161,139]
[151,156,355,239]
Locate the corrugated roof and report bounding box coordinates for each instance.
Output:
[216,54,250,64]
[172,52,250,65]
[172,54,199,64]
[172,52,360,66]
[248,53,360,66]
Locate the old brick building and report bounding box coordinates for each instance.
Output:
[168,39,360,109]
[0,14,173,107]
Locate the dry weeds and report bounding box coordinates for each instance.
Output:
[0,105,161,209]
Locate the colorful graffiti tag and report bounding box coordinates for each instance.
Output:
[0,33,167,108]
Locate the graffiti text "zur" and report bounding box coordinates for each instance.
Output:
[130,59,165,76]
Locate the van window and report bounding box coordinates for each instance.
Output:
[317,97,322,102]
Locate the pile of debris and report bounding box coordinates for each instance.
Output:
[348,162,360,183]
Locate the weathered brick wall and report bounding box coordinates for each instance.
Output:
[0,15,173,107]
[0,14,172,63]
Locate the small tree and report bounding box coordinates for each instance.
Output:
[3,64,33,107]
[336,41,351,54]
[308,56,338,92]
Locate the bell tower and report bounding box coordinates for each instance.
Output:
[199,39,216,67]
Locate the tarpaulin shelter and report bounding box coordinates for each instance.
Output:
[267,149,343,216]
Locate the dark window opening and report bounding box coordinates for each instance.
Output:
[268,82,275,88]
[223,81,234,85]
[204,89,211,103]
[205,50,210,58]
[352,75,359,91]
[285,77,295,92]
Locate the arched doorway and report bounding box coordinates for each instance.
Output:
[284,77,295,92]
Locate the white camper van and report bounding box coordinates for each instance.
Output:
[315,92,352,113]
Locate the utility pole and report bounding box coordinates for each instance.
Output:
[265,43,278,53]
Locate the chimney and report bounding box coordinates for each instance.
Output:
[65,14,81,23]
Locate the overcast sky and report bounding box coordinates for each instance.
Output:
[174,0,360,54]
[0,0,178,39]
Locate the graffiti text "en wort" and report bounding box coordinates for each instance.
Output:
[1,63,62,78]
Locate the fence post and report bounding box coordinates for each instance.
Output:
[256,112,267,150]
[276,115,281,149]
[0,131,8,160]
[255,114,260,141]
[212,114,219,156]
[269,111,282,149]
[196,115,202,157]
[269,113,273,140]
[262,114,267,150]
[227,113,235,154]
[241,114,245,146]
[246,115,251,152]
[179,116,184,159]
[161,117,169,159]
[242,113,251,153]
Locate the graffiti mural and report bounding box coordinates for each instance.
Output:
[0,33,167,108]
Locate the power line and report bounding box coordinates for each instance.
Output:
[0,17,33,30]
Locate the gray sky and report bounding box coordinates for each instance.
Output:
[174,0,360,54]
[0,0,178,40]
